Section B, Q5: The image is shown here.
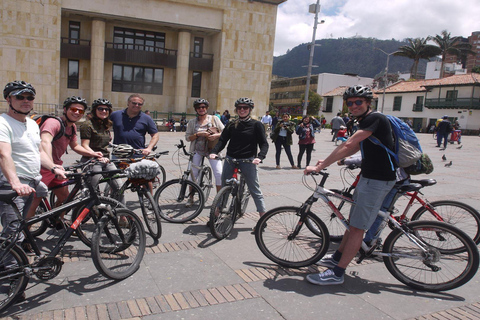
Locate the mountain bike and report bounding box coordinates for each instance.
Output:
[254,170,479,292]
[0,170,146,313]
[153,140,209,223]
[209,157,251,240]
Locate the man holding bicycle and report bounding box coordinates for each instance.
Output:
[305,85,396,285]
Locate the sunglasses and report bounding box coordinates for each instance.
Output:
[130,102,143,106]
[346,100,364,107]
[236,106,251,110]
[195,106,207,109]
[14,95,35,101]
[69,106,85,114]
[97,107,110,112]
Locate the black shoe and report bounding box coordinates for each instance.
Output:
[21,242,35,256]
[14,292,26,304]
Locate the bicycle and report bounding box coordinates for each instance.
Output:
[0,170,147,313]
[153,140,209,223]
[209,157,251,240]
[254,170,479,292]
[317,164,480,244]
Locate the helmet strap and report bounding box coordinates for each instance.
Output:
[9,103,31,116]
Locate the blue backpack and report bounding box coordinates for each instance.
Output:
[368,115,423,168]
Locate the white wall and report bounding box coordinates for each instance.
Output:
[317,73,373,95]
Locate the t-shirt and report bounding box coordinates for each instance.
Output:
[358,112,396,181]
[40,117,76,166]
[0,114,41,180]
[110,109,158,149]
[80,119,111,157]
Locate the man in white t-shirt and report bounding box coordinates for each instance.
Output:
[261,111,272,135]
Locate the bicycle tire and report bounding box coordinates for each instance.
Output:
[137,186,162,239]
[0,242,30,313]
[255,206,330,268]
[29,201,49,237]
[411,200,480,245]
[199,166,213,202]
[383,220,479,292]
[91,208,146,280]
[71,196,127,248]
[152,163,167,190]
[154,179,205,223]
[209,186,237,240]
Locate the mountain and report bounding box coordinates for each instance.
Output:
[272,37,427,79]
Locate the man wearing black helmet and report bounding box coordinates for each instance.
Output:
[304,85,396,286]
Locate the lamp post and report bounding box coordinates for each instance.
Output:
[375,48,397,113]
[302,0,324,116]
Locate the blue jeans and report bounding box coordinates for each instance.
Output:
[221,156,266,213]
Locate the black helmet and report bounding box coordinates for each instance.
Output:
[193,98,209,108]
[92,98,112,110]
[3,80,36,99]
[343,85,373,100]
[63,96,87,109]
[234,97,254,109]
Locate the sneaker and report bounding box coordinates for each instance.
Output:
[291,165,298,169]
[315,254,339,268]
[21,242,35,256]
[275,165,281,169]
[306,269,344,285]
[185,198,194,208]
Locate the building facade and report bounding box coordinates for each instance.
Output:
[1,0,285,117]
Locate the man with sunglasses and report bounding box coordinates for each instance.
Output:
[110,94,159,156]
[304,85,396,286]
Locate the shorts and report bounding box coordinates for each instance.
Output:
[40,168,68,188]
[349,176,395,230]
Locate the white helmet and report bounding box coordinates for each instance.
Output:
[112,144,134,158]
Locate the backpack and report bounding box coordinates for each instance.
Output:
[404,153,434,175]
[34,115,65,142]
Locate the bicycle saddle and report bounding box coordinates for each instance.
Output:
[409,179,437,187]
[398,183,423,193]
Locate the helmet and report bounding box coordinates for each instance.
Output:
[112,144,134,158]
[193,98,209,108]
[63,96,88,109]
[3,80,36,99]
[443,115,449,119]
[234,97,254,109]
[92,98,112,110]
[343,85,373,100]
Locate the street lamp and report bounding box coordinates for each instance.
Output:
[302,0,325,116]
[375,48,397,113]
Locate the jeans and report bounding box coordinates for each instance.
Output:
[437,132,448,148]
[274,136,294,166]
[191,153,223,187]
[221,156,266,213]
[297,144,314,167]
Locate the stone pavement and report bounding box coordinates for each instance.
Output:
[2,130,480,320]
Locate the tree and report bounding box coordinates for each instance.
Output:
[431,30,474,78]
[301,90,322,116]
[472,66,480,74]
[393,37,440,79]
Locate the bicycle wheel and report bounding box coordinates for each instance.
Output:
[137,186,162,239]
[411,200,480,245]
[0,242,29,313]
[383,220,479,292]
[71,196,126,248]
[311,189,351,242]
[152,163,167,190]
[209,186,236,240]
[198,167,212,202]
[154,179,205,223]
[29,201,49,237]
[91,208,146,280]
[255,206,330,268]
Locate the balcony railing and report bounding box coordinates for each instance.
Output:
[60,38,91,60]
[105,42,177,68]
[189,52,214,72]
[425,98,480,110]
[412,103,423,112]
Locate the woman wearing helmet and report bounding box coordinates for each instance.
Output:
[186,98,224,199]
[80,99,123,203]
[209,97,269,223]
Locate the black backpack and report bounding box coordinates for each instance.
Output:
[33,115,65,142]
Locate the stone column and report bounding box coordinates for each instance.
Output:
[90,19,106,101]
[175,31,191,112]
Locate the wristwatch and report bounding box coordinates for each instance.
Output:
[51,166,59,173]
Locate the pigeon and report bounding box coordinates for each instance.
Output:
[439,148,446,151]
[442,154,447,161]
[445,161,452,167]
[457,145,463,149]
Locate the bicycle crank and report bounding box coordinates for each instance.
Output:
[34,257,63,280]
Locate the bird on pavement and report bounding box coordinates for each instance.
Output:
[457,145,463,149]
[445,161,452,167]
[442,154,447,161]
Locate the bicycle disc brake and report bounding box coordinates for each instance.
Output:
[34,257,63,280]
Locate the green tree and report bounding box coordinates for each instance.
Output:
[431,30,474,78]
[472,66,480,74]
[393,37,440,79]
[301,90,322,116]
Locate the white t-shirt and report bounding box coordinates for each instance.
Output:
[0,114,41,180]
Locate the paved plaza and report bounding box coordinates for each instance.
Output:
[2,130,480,320]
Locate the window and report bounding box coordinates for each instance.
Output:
[191,72,202,97]
[393,96,402,111]
[113,27,165,53]
[325,97,333,112]
[193,37,204,58]
[413,96,423,111]
[446,90,458,101]
[68,60,79,89]
[112,64,163,94]
[69,21,80,45]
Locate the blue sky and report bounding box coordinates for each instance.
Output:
[274,0,480,56]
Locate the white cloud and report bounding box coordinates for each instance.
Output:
[274,0,480,56]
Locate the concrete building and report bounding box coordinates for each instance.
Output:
[1,0,286,117]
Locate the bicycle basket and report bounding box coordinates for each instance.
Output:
[124,159,161,181]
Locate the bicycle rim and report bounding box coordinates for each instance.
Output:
[29,201,49,237]
[0,243,29,313]
[91,209,146,280]
[138,187,162,239]
[199,167,213,202]
[209,186,236,240]
[255,206,330,268]
[154,180,205,223]
[383,221,479,292]
[152,163,167,190]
